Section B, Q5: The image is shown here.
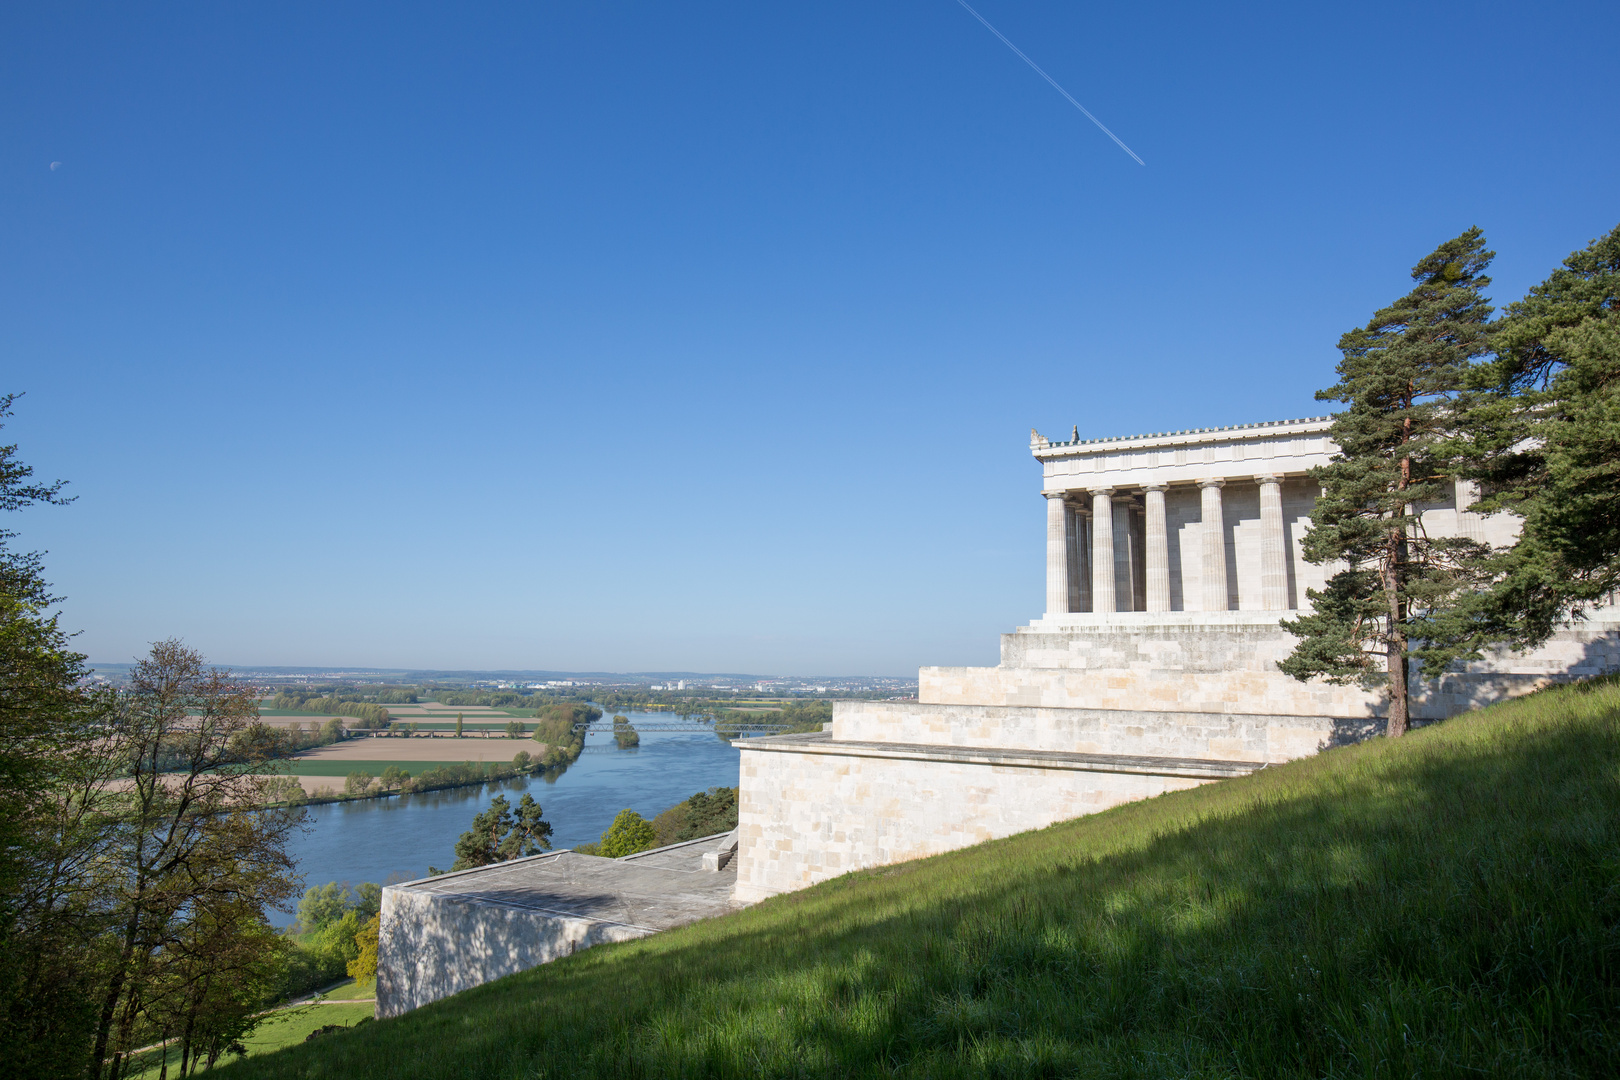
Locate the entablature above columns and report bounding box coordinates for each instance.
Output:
[1033,416,1333,494]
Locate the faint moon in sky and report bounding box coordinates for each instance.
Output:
[49,161,62,170]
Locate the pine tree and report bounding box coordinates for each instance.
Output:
[1451,223,1620,647]
[449,794,552,870]
[1280,229,1496,736]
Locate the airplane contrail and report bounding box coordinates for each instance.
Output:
[954,0,1145,166]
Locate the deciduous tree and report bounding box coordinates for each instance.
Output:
[598,809,658,858]
[347,914,380,981]
[0,393,107,1078]
[86,641,302,1080]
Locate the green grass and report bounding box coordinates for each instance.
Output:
[315,979,376,1002]
[239,1004,375,1052]
[220,677,1620,1079]
[127,1003,375,1078]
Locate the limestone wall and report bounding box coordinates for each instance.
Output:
[734,743,1214,903]
[919,618,1620,724]
[733,616,1620,902]
[376,886,648,1017]
[831,700,1335,763]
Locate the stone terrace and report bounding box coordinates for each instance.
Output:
[378,832,740,1016]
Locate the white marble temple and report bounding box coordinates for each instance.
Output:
[733,417,1620,903]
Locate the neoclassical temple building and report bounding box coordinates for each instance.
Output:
[731,416,1620,903]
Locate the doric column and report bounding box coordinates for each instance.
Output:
[1044,491,1071,616]
[1065,501,1089,613]
[1143,484,1170,612]
[1079,507,1094,611]
[1199,479,1229,612]
[1454,478,1485,543]
[1113,494,1138,611]
[1090,488,1116,613]
[1257,474,1287,611]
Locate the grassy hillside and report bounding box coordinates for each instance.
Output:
[222,678,1620,1079]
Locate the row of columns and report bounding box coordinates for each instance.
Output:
[1045,476,1290,615]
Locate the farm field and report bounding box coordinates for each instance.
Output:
[274,760,520,779]
[379,703,534,718]
[249,714,522,730]
[292,736,541,762]
[253,713,363,728]
[255,701,541,727]
[257,736,548,791]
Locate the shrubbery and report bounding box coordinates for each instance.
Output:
[535,702,602,726]
[348,915,380,980]
[281,882,384,1000]
[224,717,346,772]
[531,703,598,768]
[405,761,501,792]
[652,787,738,847]
[336,752,566,803]
[714,700,831,740]
[612,714,639,748]
[262,775,309,806]
[273,691,391,728]
[575,791,739,858]
[597,809,658,857]
[430,689,538,708]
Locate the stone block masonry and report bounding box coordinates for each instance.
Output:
[733,731,1254,903]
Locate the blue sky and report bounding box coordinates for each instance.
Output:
[4,1,1617,674]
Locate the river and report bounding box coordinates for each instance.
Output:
[273,709,743,926]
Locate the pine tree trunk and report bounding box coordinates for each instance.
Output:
[1386,627,1409,736]
[1385,439,1412,738]
[1386,523,1410,738]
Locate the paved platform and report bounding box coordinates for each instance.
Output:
[377,833,739,1015]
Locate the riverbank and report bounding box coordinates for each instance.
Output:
[262,753,579,809]
[271,719,747,922]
